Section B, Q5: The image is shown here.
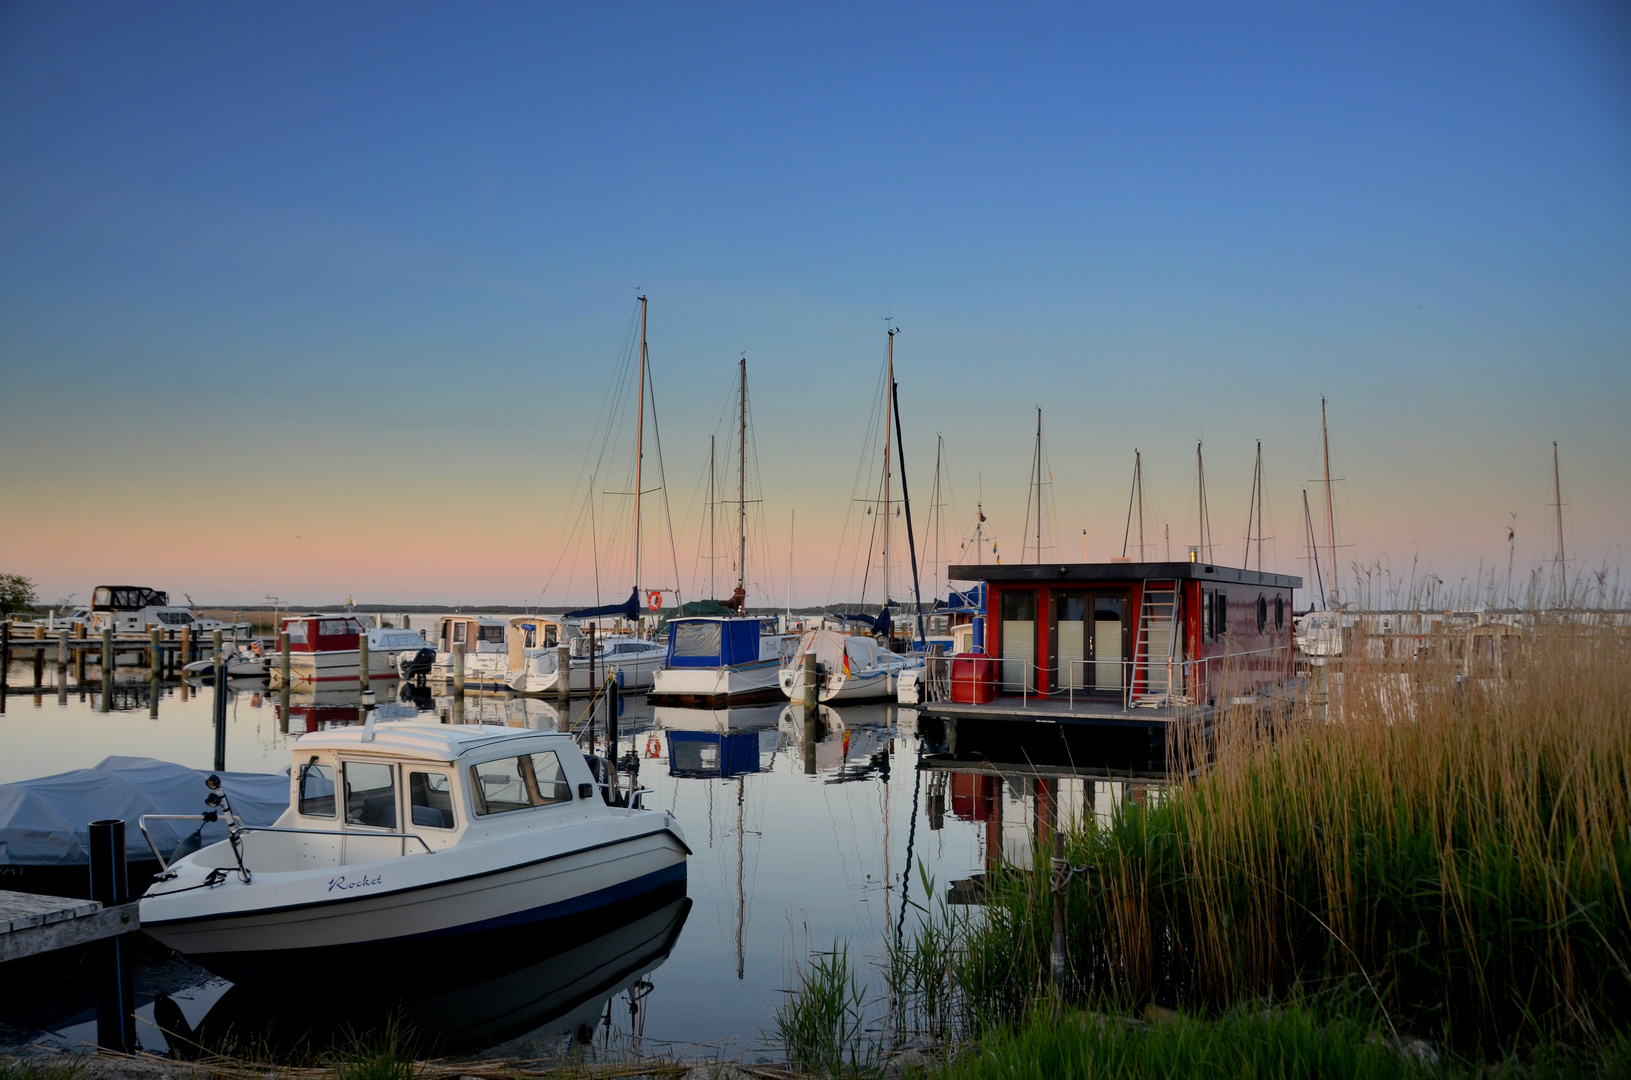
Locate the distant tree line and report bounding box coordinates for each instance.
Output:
[0,574,39,617]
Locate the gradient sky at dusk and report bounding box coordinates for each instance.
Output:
[2,2,1628,609]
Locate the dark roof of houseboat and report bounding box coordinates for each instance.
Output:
[947,562,1301,589]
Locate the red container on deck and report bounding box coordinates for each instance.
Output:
[950,653,997,704]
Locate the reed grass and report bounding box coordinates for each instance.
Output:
[774,942,875,1076]
[873,619,1631,1062]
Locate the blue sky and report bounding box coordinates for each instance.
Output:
[2,2,1627,607]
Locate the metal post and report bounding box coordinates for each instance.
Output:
[89,819,135,1051]
[213,650,228,771]
[358,631,370,692]
[279,629,291,688]
[403,614,411,630]
[606,676,620,791]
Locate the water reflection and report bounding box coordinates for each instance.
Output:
[163,895,691,1057]
[3,657,1173,1056]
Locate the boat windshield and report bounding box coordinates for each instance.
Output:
[470,752,572,815]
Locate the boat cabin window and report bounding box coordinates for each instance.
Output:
[155,610,194,625]
[478,625,505,644]
[409,772,455,830]
[674,622,723,659]
[343,762,397,829]
[469,751,573,815]
[285,621,309,643]
[453,622,467,645]
[298,763,336,818]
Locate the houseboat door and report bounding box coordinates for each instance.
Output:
[1051,591,1129,695]
[999,590,1037,693]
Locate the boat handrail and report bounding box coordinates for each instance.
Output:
[625,787,653,815]
[139,814,434,871]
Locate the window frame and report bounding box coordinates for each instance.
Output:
[407,770,457,831]
[341,759,400,831]
[297,760,338,819]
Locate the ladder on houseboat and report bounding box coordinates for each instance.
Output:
[1130,580,1181,707]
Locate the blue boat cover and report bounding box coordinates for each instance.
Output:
[0,756,289,867]
[666,618,766,668]
[666,731,760,778]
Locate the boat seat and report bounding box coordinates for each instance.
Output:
[411,804,445,828]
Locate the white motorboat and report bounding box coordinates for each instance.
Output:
[137,721,688,980]
[421,615,511,688]
[777,629,920,703]
[648,617,796,706]
[508,634,667,695]
[86,585,250,635]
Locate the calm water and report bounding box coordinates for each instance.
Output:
[0,650,1165,1061]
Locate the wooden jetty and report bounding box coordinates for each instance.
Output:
[0,890,139,963]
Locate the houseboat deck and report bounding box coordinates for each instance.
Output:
[920,695,1206,727]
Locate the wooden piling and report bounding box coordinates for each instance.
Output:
[556,644,571,707]
[802,651,819,775]
[149,628,162,676]
[88,819,136,1052]
[33,623,44,686]
[74,629,87,682]
[358,632,370,691]
[279,629,291,688]
[453,642,465,697]
[100,626,112,672]
[180,626,192,666]
[58,629,70,667]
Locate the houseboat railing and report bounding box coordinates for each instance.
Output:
[921,646,1296,710]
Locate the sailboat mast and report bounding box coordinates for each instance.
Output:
[634,295,648,616]
[1033,408,1043,563]
[1553,440,1566,601]
[708,435,716,599]
[1136,450,1145,559]
[1321,396,1338,606]
[1196,440,1212,562]
[1303,488,1326,609]
[738,357,748,605]
[1255,440,1264,571]
[883,327,895,606]
[787,509,795,618]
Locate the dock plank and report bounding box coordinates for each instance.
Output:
[0,890,139,963]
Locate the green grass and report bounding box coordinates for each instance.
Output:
[0,1058,88,1080]
[912,1006,1631,1080]
[775,941,875,1076]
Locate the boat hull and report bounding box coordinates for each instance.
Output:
[779,665,898,702]
[141,829,687,980]
[269,649,396,687]
[648,659,784,706]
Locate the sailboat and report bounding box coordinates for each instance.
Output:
[509,296,671,695]
[1294,396,1345,658]
[649,358,797,706]
[783,326,923,703]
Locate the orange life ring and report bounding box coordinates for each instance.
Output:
[645,733,662,758]
[646,590,663,610]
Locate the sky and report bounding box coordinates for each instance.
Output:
[2,2,1628,610]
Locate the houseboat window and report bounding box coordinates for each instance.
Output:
[528,752,573,804]
[1214,591,1228,635]
[999,591,1036,693]
[453,622,467,645]
[478,625,505,644]
[1055,594,1088,690]
[1257,595,1268,634]
[1274,596,1285,630]
[298,763,336,818]
[1203,591,1214,640]
[319,620,352,637]
[343,762,397,829]
[409,772,455,830]
[674,621,724,658]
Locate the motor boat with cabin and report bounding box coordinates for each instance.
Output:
[648,616,797,706]
[86,586,249,635]
[508,633,667,695]
[136,721,688,980]
[778,628,919,703]
[267,614,398,687]
[422,615,512,689]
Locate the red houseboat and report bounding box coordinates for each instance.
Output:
[922,560,1300,730]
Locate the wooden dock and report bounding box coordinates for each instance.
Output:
[0,889,140,963]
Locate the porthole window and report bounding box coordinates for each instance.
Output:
[1274,595,1285,631]
[1257,594,1268,634]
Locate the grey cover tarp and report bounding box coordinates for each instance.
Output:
[0,756,288,866]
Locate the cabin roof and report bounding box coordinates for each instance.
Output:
[948,561,1301,590]
[291,721,572,761]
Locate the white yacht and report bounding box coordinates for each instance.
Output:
[777,628,920,703]
[508,634,667,695]
[423,615,512,688]
[648,617,796,706]
[137,721,688,980]
[86,585,249,635]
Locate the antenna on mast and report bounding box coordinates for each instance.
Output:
[1196,440,1213,563]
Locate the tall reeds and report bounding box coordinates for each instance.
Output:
[883,619,1631,1057]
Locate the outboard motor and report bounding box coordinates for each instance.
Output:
[399,646,436,682]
